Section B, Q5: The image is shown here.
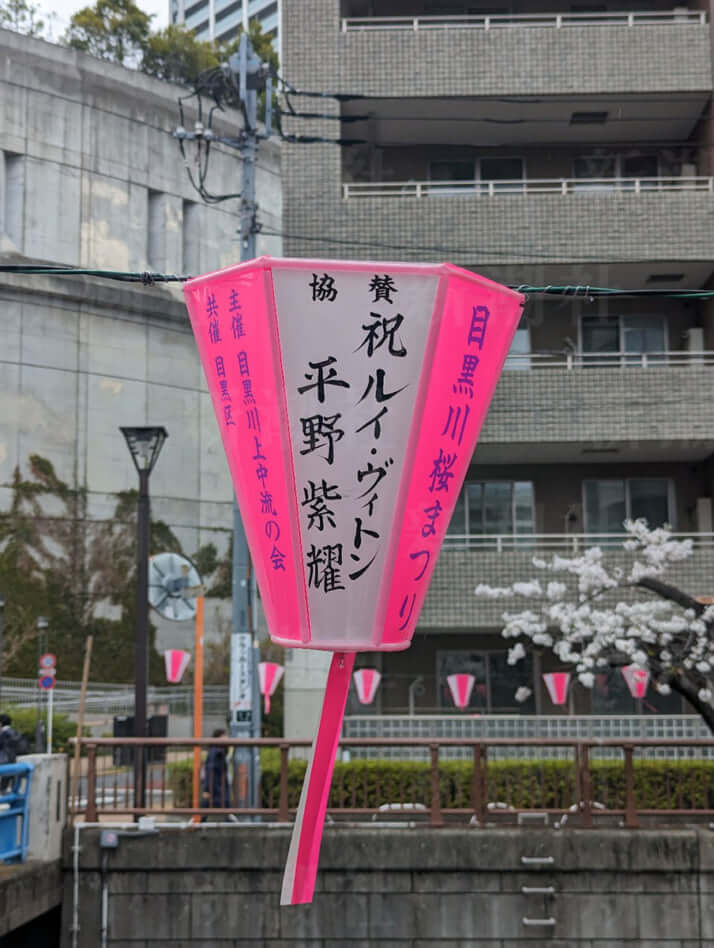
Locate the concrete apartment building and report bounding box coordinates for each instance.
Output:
[0,28,281,656]
[171,0,279,46]
[280,0,714,731]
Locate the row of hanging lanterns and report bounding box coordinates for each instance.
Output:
[165,651,651,709]
[163,651,380,711]
[164,652,651,711]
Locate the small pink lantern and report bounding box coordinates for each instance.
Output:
[184,256,523,903]
[447,673,475,711]
[164,649,191,684]
[621,665,649,699]
[543,672,570,706]
[353,668,381,704]
[258,661,284,714]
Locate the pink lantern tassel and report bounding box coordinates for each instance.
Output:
[280,651,355,906]
[265,693,271,716]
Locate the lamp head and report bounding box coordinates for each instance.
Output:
[120,426,168,475]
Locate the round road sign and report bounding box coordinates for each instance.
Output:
[39,675,55,690]
[39,653,56,669]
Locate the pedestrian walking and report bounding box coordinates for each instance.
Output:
[203,728,231,814]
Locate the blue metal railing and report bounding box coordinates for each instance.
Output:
[0,761,34,863]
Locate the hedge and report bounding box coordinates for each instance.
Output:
[0,705,87,755]
[168,755,714,811]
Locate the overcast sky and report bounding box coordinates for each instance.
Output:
[39,0,168,41]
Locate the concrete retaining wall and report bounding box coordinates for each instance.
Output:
[62,824,714,945]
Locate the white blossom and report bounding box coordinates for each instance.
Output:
[474,521,714,720]
[507,642,526,665]
[512,580,543,597]
[515,686,532,703]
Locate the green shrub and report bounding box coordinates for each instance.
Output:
[167,753,714,811]
[0,704,87,754]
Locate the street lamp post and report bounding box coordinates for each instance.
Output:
[120,426,168,811]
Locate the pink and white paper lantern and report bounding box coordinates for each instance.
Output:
[258,661,284,715]
[353,668,381,705]
[447,673,475,711]
[543,672,570,706]
[621,665,650,699]
[184,256,523,904]
[164,649,191,684]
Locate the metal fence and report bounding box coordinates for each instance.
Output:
[343,714,714,759]
[0,677,228,716]
[439,531,714,552]
[341,10,707,31]
[503,350,714,370]
[72,736,714,829]
[343,176,714,199]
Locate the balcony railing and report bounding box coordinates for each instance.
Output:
[504,350,714,370]
[342,176,714,200]
[341,10,707,32]
[441,531,714,552]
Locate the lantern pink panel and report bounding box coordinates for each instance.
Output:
[447,673,475,711]
[353,668,381,704]
[543,672,570,706]
[621,665,649,699]
[164,649,191,684]
[184,258,523,653]
[258,661,284,715]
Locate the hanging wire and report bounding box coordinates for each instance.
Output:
[2,264,714,299]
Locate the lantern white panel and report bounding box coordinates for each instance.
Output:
[271,266,439,646]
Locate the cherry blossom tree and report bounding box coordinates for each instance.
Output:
[475,520,714,732]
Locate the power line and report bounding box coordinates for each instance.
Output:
[2,263,714,299]
[0,265,188,283]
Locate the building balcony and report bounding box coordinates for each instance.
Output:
[478,356,714,457]
[321,178,714,266]
[419,532,714,628]
[337,9,712,97]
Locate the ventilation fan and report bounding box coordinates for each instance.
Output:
[148,552,204,621]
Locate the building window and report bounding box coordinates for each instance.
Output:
[437,650,535,713]
[583,478,673,534]
[182,200,200,275]
[592,667,683,715]
[573,152,660,190]
[447,480,535,540]
[427,157,525,193]
[581,314,667,362]
[504,315,530,369]
[2,151,24,249]
[147,190,165,271]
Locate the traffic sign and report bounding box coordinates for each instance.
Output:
[37,667,56,678]
[39,653,56,669]
[39,675,55,690]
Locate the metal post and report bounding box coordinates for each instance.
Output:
[86,745,98,823]
[229,31,264,812]
[192,596,205,822]
[134,468,150,811]
[47,685,53,754]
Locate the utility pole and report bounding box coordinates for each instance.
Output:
[228,31,272,811]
